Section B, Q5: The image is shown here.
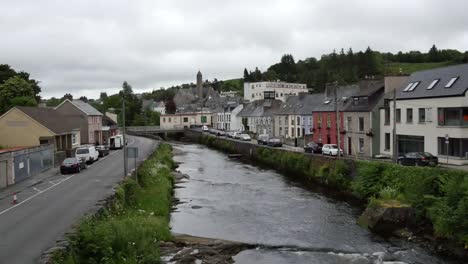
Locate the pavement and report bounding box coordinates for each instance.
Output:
[0,135,159,264]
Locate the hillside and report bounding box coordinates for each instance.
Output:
[385,62,453,75]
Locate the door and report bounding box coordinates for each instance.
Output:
[0,161,7,188]
[347,137,352,155]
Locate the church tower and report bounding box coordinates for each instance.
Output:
[196,70,203,98]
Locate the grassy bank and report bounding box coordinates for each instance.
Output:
[198,135,468,249]
[52,143,175,264]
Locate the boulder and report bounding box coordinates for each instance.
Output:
[358,201,415,236]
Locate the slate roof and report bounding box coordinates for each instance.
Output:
[237,99,282,117]
[343,81,385,112]
[17,106,79,135]
[396,63,468,100]
[70,100,103,116]
[277,93,324,115]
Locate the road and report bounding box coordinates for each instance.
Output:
[0,135,158,264]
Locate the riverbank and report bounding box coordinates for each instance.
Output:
[50,144,175,263]
[185,131,468,261]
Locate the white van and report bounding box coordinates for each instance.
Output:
[109,135,124,149]
[75,145,99,164]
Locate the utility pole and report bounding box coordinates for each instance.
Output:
[392,88,397,163]
[122,100,128,176]
[334,81,341,158]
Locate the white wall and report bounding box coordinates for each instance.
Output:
[244,82,308,102]
[379,93,468,164]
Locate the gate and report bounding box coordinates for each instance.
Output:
[0,161,7,188]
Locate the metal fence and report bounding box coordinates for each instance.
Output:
[12,144,54,183]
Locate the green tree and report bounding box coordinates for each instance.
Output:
[428,44,440,62]
[0,76,36,113]
[46,97,63,107]
[9,96,38,108]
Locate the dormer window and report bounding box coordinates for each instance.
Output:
[427,79,439,90]
[403,82,413,92]
[445,77,459,88]
[324,100,331,104]
[408,81,420,92]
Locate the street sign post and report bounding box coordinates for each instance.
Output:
[126,147,139,184]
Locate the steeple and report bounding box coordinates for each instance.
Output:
[196,70,203,98]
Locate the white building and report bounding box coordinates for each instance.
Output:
[243,81,308,102]
[379,64,468,165]
[160,111,212,130]
[214,104,244,131]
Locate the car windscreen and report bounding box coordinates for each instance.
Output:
[63,158,77,163]
[330,145,338,149]
[76,149,89,154]
[421,152,434,157]
[270,139,280,142]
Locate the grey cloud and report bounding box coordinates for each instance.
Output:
[1,0,467,98]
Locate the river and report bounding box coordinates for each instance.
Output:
[170,143,457,264]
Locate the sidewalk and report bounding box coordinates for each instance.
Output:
[0,167,60,201]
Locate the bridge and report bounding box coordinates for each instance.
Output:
[124,126,186,139]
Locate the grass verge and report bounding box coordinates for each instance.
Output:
[51,143,175,264]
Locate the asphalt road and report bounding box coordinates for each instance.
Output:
[0,135,158,264]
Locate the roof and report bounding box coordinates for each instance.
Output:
[102,114,118,126]
[56,99,102,116]
[396,63,468,100]
[276,93,323,115]
[343,81,385,112]
[16,106,79,135]
[237,99,282,117]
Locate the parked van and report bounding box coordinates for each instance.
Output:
[75,145,99,164]
[109,135,124,150]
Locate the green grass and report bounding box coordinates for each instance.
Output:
[51,144,175,264]
[385,62,452,74]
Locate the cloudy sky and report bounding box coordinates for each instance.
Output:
[1,0,467,99]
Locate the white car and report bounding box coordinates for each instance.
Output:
[239,134,251,141]
[232,131,241,139]
[321,144,343,156]
[202,125,209,132]
[75,145,99,164]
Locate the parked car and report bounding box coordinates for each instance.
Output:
[239,134,251,141]
[257,134,270,145]
[95,145,110,157]
[267,138,282,147]
[304,142,323,153]
[233,131,241,139]
[321,144,343,156]
[202,125,209,132]
[226,131,234,138]
[75,145,99,164]
[60,157,87,174]
[218,130,226,136]
[397,152,438,166]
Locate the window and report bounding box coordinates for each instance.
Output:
[408,81,420,92]
[427,79,439,90]
[276,93,278,97]
[291,118,294,125]
[359,138,364,153]
[445,77,459,88]
[406,108,413,123]
[438,107,468,126]
[396,109,401,123]
[291,127,295,137]
[326,113,331,128]
[183,117,188,122]
[347,117,352,131]
[201,116,207,123]
[418,108,426,123]
[308,117,312,125]
[72,133,77,145]
[168,117,172,122]
[358,117,364,132]
[252,94,254,98]
[353,97,359,106]
[385,133,390,151]
[384,108,390,125]
[297,127,301,137]
[438,137,468,158]
[297,117,300,126]
[403,82,413,92]
[163,117,166,122]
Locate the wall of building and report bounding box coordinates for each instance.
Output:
[0,108,55,147]
[161,112,212,129]
[379,93,468,164]
[56,101,89,143]
[244,82,308,102]
[312,112,345,149]
[343,112,372,157]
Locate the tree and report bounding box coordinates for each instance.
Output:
[0,76,36,113]
[100,92,108,101]
[428,44,440,62]
[79,96,88,102]
[243,68,251,82]
[9,97,37,108]
[46,97,63,107]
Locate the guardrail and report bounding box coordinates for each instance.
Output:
[124,126,185,132]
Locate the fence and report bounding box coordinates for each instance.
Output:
[0,144,54,188]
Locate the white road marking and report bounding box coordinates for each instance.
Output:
[32,187,41,192]
[0,175,74,216]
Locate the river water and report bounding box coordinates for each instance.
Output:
[171,143,457,264]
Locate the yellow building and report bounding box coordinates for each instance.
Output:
[0,107,80,151]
